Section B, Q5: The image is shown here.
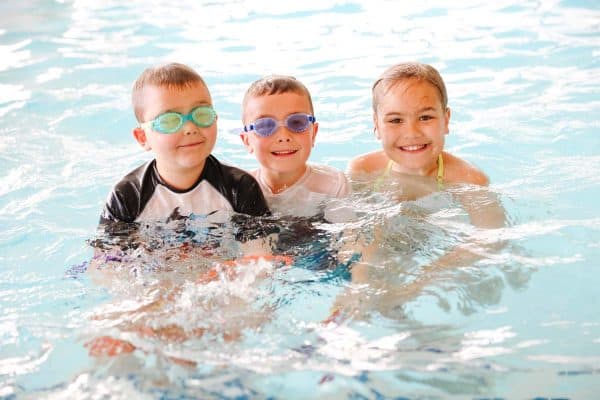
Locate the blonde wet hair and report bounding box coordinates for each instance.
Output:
[131,62,208,122]
[242,74,314,118]
[372,62,448,113]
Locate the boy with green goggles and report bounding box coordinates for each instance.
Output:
[100,62,270,224]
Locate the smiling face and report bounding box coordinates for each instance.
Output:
[133,81,217,189]
[240,91,318,187]
[374,78,450,176]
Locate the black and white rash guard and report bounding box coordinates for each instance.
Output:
[100,155,270,224]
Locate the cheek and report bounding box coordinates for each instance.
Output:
[378,128,395,144]
[208,126,218,140]
[152,134,183,152]
[431,124,447,139]
[301,135,315,149]
[156,135,179,147]
[253,140,271,156]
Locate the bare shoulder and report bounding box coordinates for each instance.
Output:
[348,150,388,177]
[443,152,489,186]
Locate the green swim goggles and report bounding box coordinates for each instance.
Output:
[140,105,217,134]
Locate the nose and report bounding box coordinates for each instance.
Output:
[275,126,293,142]
[405,119,421,136]
[182,120,199,135]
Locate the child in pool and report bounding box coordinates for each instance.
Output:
[93,62,275,273]
[329,62,506,320]
[87,64,279,358]
[101,62,269,224]
[239,74,355,270]
[239,74,351,220]
[349,62,487,194]
[349,61,505,228]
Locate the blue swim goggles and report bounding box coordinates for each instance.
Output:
[244,113,316,137]
[140,106,217,134]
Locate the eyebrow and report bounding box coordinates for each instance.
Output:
[383,106,437,117]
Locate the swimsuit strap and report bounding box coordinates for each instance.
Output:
[385,159,394,176]
[436,153,444,187]
[373,159,394,191]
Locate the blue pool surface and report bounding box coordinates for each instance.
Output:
[1,1,599,398]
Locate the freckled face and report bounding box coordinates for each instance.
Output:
[374,78,450,175]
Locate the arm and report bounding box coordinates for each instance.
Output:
[424,185,507,269]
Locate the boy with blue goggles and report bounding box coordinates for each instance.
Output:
[239,74,351,219]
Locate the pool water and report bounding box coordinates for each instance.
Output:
[1,0,599,398]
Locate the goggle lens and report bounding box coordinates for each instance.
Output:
[254,118,278,136]
[192,107,216,127]
[287,114,310,132]
[156,113,182,132]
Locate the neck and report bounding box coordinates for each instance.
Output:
[155,161,205,191]
[259,165,307,194]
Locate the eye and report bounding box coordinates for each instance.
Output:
[287,115,308,132]
[387,118,402,124]
[192,107,214,125]
[419,115,434,121]
[157,113,182,130]
[255,118,276,131]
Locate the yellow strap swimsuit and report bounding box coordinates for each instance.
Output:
[374,154,444,190]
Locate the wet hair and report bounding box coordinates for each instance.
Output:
[372,62,448,113]
[132,62,208,122]
[242,75,314,117]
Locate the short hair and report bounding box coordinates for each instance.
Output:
[242,75,314,117]
[372,62,448,113]
[132,62,208,122]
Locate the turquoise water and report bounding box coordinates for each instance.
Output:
[1,0,599,398]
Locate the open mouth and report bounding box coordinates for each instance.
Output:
[399,144,427,152]
[271,149,298,156]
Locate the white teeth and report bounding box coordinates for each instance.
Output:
[401,145,425,151]
[272,150,296,155]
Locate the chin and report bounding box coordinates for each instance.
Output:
[179,158,207,170]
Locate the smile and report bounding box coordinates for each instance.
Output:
[271,149,298,156]
[400,144,427,152]
[178,141,204,148]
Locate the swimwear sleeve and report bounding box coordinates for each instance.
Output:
[100,186,138,224]
[98,161,155,224]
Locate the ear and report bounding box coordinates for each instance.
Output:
[239,132,254,154]
[310,122,319,147]
[133,127,151,151]
[373,113,381,140]
[444,107,451,135]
